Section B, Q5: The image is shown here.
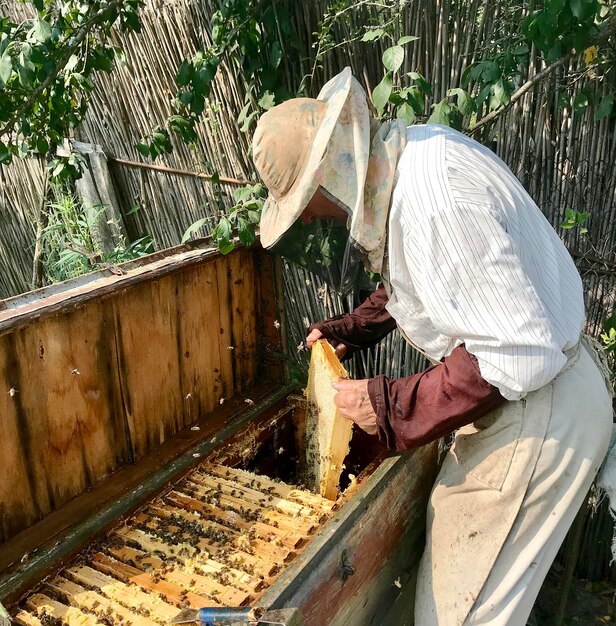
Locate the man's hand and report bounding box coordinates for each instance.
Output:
[306,328,347,359]
[331,379,377,435]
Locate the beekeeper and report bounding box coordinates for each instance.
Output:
[251,67,613,625]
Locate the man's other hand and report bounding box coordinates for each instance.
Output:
[331,379,377,435]
[306,328,347,359]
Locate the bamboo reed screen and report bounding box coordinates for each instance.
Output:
[0,0,613,347]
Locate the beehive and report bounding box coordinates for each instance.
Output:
[0,244,438,626]
[12,461,334,626]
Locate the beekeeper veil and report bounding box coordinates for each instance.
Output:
[252,67,407,295]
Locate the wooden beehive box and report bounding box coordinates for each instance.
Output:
[0,242,437,626]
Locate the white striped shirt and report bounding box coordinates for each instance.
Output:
[384,124,585,401]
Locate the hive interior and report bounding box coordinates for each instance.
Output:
[10,398,383,626]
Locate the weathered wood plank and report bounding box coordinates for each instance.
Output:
[0,333,44,540]
[214,256,237,402]
[0,244,220,338]
[175,262,226,421]
[253,251,284,384]
[113,274,184,459]
[0,244,281,547]
[260,444,439,626]
[228,249,257,391]
[0,301,129,542]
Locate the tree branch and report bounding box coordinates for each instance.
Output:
[468,18,616,135]
[0,0,126,140]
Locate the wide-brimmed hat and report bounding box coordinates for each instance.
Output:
[252,67,355,248]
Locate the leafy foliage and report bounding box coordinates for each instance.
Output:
[362,1,614,128]
[560,208,590,233]
[182,182,265,253]
[3,0,616,264]
[139,0,298,158]
[0,0,143,178]
[41,184,153,283]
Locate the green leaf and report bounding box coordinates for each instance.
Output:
[447,88,476,114]
[233,186,252,203]
[407,71,432,97]
[362,28,384,42]
[397,35,419,45]
[546,40,562,62]
[239,111,257,133]
[570,0,593,18]
[372,72,393,116]
[560,208,589,230]
[190,94,205,115]
[181,217,209,243]
[247,210,260,223]
[177,60,192,86]
[0,53,11,84]
[427,98,452,125]
[573,91,589,111]
[399,85,423,112]
[0,142,11,164]
[481,61,501,83]
[218,239,235,255]
[65,54,79,73]
[178,91,193,106]
[492,79,510,107]
[237,101,251,127]
[216,216,232,241]
[51,160,65,177]
[92,48,114,73]
[396,102,416,126]
[238,221,256,246]
[382,45,404,72]
[461,64,476,87]
[32,18,52,43]
[595,95,614,121]
[258,91,275,110]
[135,141,150,157]
[168,114,197,143]
[270,41,282,69]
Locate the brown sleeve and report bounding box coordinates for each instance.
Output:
[307,285,397,357]
[367,344,506,451]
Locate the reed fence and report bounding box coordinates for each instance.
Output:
[0,0,614,357]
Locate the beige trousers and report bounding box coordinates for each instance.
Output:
[415,340,613,626]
